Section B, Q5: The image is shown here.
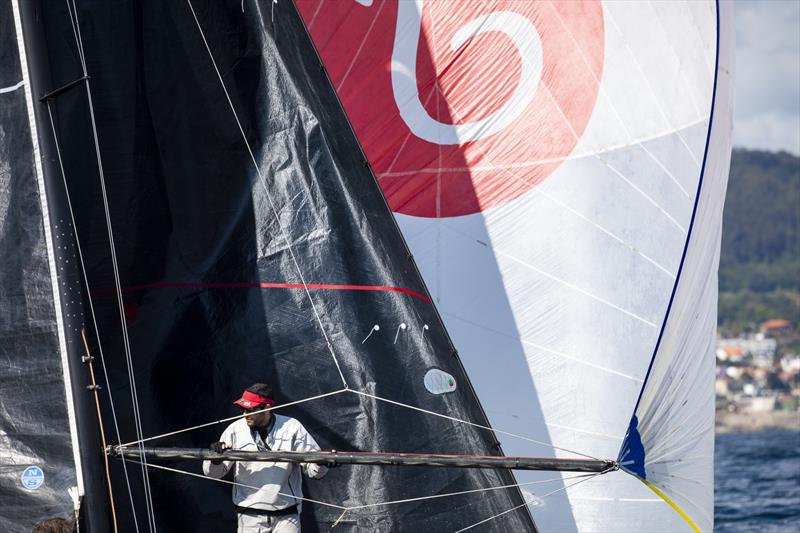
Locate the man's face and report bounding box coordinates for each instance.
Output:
[244,404,272,428]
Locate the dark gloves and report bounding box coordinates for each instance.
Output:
[209,441,228,464]
[325,450,341,469]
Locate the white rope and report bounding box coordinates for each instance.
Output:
[65,1,157,529]
[454,472,602,532]
[185,0,349,390]
[119,388,348,448]
[133,459,598,515]
[346,473,596,511]
[348,389,601,460]
[46,103,140,533]
[129,460,347,510]
[0,80,24,94]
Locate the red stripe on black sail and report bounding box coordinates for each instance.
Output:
[17,0,536,531]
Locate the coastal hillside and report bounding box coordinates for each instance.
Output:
[719,149,799,344]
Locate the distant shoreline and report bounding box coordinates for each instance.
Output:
[715,410,800,433]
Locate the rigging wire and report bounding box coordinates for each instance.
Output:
[128,460,347,510]
[453,472,604,533]
[185,0,349,390]
[128,458,596,515]
[45,103,140,533]
[118,388,348,448]
[64,0,156,529]
[348,390,602,461]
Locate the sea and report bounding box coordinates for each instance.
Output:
[715,429,800,532]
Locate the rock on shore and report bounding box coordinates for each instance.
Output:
[716,410,800,433]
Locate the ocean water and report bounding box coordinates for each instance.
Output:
[715,429,800,532]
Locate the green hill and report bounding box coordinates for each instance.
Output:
[718,149,799,338]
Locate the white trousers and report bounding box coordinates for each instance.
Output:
[237,512,300,533]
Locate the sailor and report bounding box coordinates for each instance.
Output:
[203,383,327,533]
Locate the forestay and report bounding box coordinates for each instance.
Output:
[298,1,734,531]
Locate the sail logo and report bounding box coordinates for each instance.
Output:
[299,0,604,217]
[21,466,45,490]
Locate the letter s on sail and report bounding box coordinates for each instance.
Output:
[391,0,542,145]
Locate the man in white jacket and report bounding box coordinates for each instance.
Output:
[203,384,328,533]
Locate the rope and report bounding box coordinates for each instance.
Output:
[185,0,349,390]
[64,1,157,529]
[133,460,597,515]
[80,330,119,532]
[119,388,348,448]
[453,472,603,532]
[346,473,596,511]
[348,390,601,460]
[45,103,140,533]
[129,460,347,510]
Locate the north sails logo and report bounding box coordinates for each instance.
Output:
[21,466,45,490]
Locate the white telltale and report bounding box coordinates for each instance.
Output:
[391,0,542,145]
[393,322,408,344]
[361,324,380,344]
[424,368,457,395]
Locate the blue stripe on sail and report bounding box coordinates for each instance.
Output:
[618,415,647,479]
[620,0,720,440]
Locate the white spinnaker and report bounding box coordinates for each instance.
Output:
[299,0,732,530]
[393,2,732,532]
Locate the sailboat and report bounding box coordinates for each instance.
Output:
[0,1,732,532]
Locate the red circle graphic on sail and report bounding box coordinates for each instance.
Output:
[298,1,604,218]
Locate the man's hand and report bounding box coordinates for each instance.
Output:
[209,441,229,464]
[325,450,341,469]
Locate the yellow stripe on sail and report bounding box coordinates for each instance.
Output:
[638,478,701,533]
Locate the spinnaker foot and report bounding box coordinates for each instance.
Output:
[108,446,617,473]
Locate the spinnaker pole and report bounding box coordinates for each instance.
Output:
[108,446,617,473]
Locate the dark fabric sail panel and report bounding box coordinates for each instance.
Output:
[0,1,80,530]
[17,0,536,531]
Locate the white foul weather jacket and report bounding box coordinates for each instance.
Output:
[202,414,327,511]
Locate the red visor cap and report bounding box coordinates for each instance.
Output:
[233,390,275,409]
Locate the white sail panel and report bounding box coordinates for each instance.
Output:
[299,1,733,530]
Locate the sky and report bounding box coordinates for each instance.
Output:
[734,0,800,155]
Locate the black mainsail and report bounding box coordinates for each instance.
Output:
[3,0,536,531]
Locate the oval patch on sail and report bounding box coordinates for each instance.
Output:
[424,369,457,395]
[21,466,44,490]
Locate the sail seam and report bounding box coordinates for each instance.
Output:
[186,0,349,389]
[547,2,699,197]
[375,116,708,178]
[442,311,644,382]
[625,0,721,432]
[618,2,722,531]
[349,389,599,460]
[603,5,702,173]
